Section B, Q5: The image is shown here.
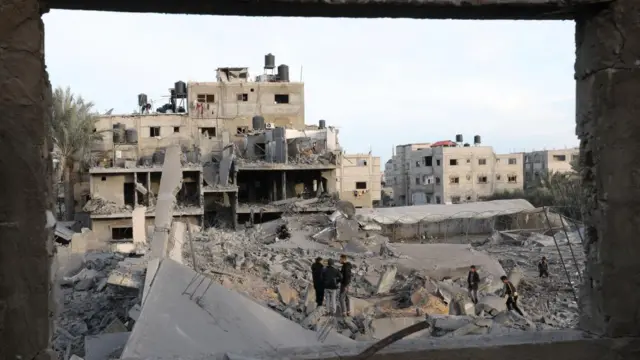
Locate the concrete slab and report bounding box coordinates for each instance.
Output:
[372,244,506,292]
[121,259,353,359]
[132,207,146,245]
[168,221,186,263]
[142,258,160,305]
[84,332,130,360]
[370,317,429,340]
[150,145,183,259]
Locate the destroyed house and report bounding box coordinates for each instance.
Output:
[85,165,203,243]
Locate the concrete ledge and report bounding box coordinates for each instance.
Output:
[209,331,640,360]
[47,0,610,20]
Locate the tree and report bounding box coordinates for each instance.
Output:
[50,86,103,220]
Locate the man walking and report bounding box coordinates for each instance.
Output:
[467,265,480,304]
[322,259,342,316]
[311,257,325,307]
[339,254,353,317]
[538,256,549,278]
[500,275,524,316]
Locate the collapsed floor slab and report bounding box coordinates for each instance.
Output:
[121,259,353,358]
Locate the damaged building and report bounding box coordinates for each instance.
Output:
[74,54,380,240]
[388,137,524,206]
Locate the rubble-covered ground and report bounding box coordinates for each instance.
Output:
[53,209,586,359]
[183,212,586,340]
[53,247,142,359]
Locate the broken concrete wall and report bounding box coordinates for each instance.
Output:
[71,229,108,253]
[167,221,186,263]
[150,146,184,259]
[91,174,126,205]
[575,0,640,337]
[132,206,146,245]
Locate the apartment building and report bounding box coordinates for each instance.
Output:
[76,54,377,241]
[523,148,579,188]
[389,142,523,206]
[389,143,432,206]
[336,153,381,208]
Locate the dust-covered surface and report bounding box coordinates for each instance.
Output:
[52,247,141,359]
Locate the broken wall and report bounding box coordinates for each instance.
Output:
[91,174,126,205]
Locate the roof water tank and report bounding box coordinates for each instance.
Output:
[474,135,481,145]
[152,151,166,165]
[175,81,187,98]
[252,115,265,130]
[319,119,326,129]
[265,54,275,69]
[277,64,290,82]
[125,128,138,143]
[463,143,470,147]
[138,93,148,107]
[455,134,463,143]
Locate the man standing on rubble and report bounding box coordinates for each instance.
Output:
[538,256,549,278]
[500,275,524,316]
[339,254,353,317]
[311,257,325,307]
[467,265,480,304]
[322,259,342,316]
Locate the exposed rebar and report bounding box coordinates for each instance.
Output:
[543,207,579,304]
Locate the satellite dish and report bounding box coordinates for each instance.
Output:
[105,108,114,115]
[336,200,356,219]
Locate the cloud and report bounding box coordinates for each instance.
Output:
[44,11,577,163]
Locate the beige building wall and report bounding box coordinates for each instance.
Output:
[406,145,523,205]
[187,81,305,132]
[524,148,578,187]
[336,153,381,208]
[91,216,199,243]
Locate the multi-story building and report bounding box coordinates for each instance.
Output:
[336,153,381,208]
[389,143,432,206]
[523,148,579,188]
[76,54,378,241]
[388,141,523,205]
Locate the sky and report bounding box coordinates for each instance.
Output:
[43,11,578,163]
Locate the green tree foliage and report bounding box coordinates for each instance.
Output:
[51,86,104,220]
[483,168,583,220]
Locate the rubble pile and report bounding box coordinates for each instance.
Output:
[53,248,143,359]
[473,230,585,328]
[82,195,129,215]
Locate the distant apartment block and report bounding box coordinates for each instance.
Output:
[388,140,523,206]
[523,148,579,188]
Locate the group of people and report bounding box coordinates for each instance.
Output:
[467,256,550,317]
[311,254,352,317]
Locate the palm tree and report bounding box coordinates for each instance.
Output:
[50,86,103,220]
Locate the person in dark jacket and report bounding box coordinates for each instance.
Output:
[311,257,325,306]
[322,259,342,315]
[538,257,549,278]
[467,265,480,304]
[339,254,353,316]
[501,275,524,316]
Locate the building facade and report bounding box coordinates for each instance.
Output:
[75,55,378,241]
[523,148,579,188]
[336,153,381,208]
[389,143,524,206]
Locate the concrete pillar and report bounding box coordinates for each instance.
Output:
[575,0,640,337]
[0,0,54,358]
[281,171,287,200]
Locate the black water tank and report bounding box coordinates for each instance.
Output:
[319,119,326,129]
[463,143,470,147]
[455,134,463,143]
[138,93,148,107]
[112,123,124,143]
[277,64,290,82]
[265,53,275,69]
[252,115,265,130]
[175,81,187,98]
[125,128,138,143]
[474,135,481,145]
